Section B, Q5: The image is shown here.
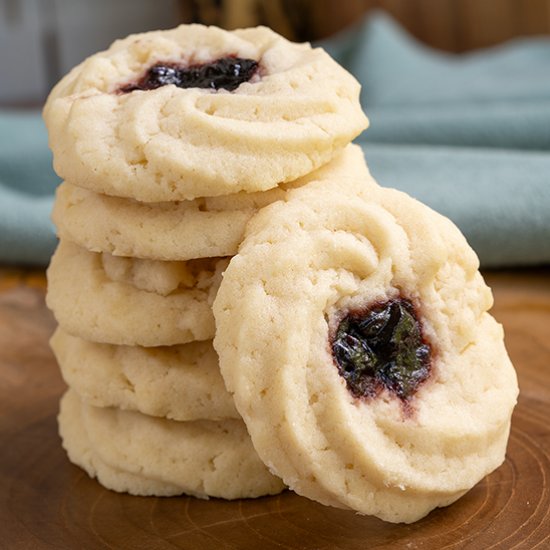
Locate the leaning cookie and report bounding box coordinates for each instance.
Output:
[52,145,371,261]
[58,390,284,498]
[213,177,518,523]
[51,329,238,421]
[47,240,226,346]
[44,25,368,202]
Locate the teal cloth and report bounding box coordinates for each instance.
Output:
[1,13,549,266]
[322,13,550,267]
[0,112,59,265]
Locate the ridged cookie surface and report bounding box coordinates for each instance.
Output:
[44,25,368,201]
[52,145,371,260]
[213,177,518,523]
[58,390,284,499]
[47,241,226,346]
[51,329,238,421]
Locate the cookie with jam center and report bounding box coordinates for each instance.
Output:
[51,329,238,421]
[46,240,226,346]
[58,389,284,499]
[43,24,368,202]
[213,175,518,523]
[52,145,372,261]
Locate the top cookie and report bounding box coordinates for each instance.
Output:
[43,25,368,202]
[213,176,518,523]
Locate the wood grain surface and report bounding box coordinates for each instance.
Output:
[0,267,549,549]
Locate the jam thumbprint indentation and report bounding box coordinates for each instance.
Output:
[119,57,259,93]
[332,299,432,401]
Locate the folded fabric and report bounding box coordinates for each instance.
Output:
[364,143,550,267]
[320,13,550,267]
[0,112,58,265]
[323,13,550,149]
[1,13,549,267]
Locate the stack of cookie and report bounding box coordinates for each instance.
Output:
[44,25,369,499]
[45,23,518,524]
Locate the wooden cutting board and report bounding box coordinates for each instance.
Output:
[1,268,549,549]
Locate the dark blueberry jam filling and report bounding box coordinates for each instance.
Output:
[119,57,259,93]
[331,298,431,401]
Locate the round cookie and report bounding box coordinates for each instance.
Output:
[52,145,372,260]
[58,389,284,498]
[51,328,238,421]
[47,240,226,346]
[44,25,368,202]
[213,178,518,523]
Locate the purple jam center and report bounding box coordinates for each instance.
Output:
[331,298,432,401]
[119,57,259,93]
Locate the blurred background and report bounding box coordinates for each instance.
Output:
[2,0,550,106]
[1,0,550,268]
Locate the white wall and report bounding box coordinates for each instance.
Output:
[0,0,180,104]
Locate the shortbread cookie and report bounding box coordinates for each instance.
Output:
[100,251,201,296]
[47,240,226,346]
[51,328,238,421]
[58,390,284,498]
[213,178,518,523]
[52,145,372,260]
[43,25,368,202]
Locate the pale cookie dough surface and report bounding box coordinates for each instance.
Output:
[51,329,238,421]
[58,390,284,499]
[100,252,195,296]
[47,240,226,346]
[213,178,519,523]
[52,145,372,260]
[44,25,368,202]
